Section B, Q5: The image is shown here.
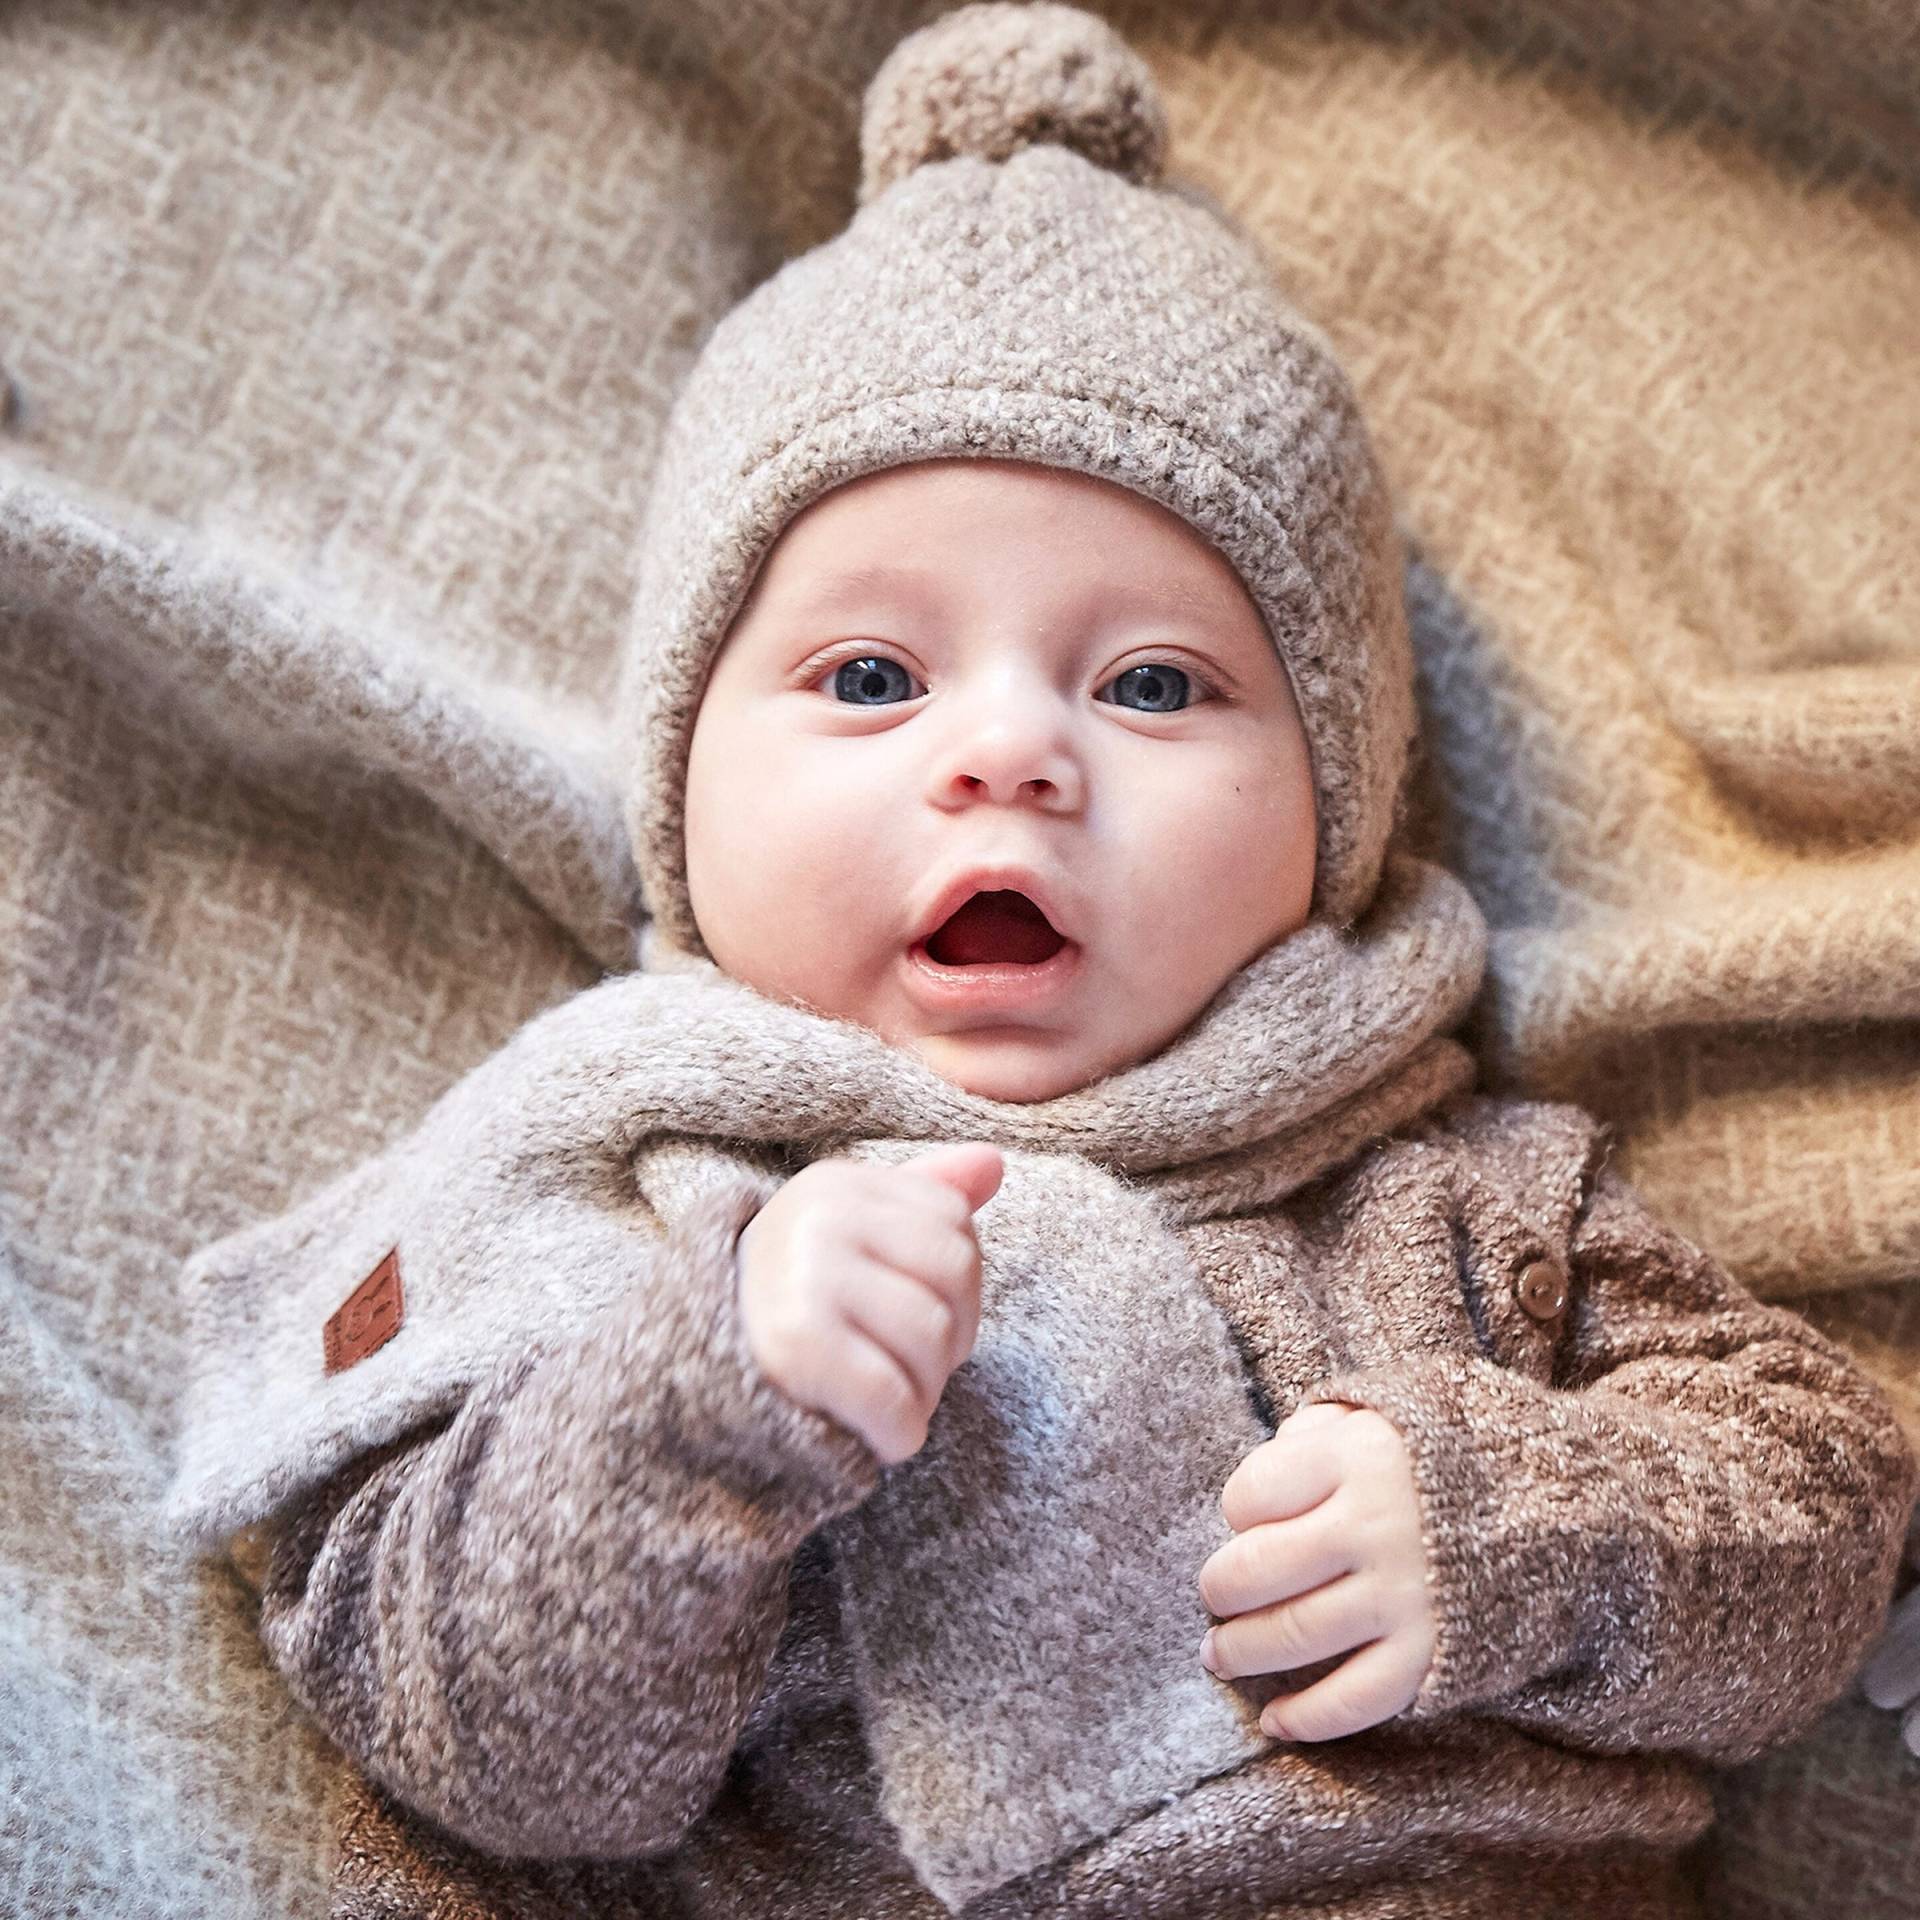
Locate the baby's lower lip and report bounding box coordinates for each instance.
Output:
[900,937,1083,1013]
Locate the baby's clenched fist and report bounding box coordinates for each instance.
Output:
[734,1142,1003,1466]
[1198,1398,1436,1742]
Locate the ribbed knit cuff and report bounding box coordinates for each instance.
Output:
[1297,1354,1590,1721]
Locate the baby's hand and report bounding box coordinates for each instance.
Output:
[735,1142,1003,1466]
[1197,1399,1435,1742]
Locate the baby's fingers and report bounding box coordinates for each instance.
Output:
[1258,1632,1428,1743]
[1198,1512,1353,1622]
[1220,1420,1346,1532]
[839,1260,971,1407]
[856,1205,982,1345]
[1201,1565,1379,1682]
[830,1330,936,1467]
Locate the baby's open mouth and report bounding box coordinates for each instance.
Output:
[923,890,1068,967]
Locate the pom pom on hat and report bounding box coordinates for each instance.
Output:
[858,1,1169,207]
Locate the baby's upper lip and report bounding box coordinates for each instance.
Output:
[910,864,1081,949]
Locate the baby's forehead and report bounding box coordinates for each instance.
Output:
[772,557,1256,632]
[769,459,1250,583]
[711,461,1282,681]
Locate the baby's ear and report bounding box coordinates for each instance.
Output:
[0,457,641,971]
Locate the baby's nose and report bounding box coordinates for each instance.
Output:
[935,710,1084,811]
[954,770,1060,803]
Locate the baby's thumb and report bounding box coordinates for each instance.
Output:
[903,1141,1004,1217]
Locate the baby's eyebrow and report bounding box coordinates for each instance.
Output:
[798,562,943,612]
[796,564,1233,624]
[1102,577,1233,621]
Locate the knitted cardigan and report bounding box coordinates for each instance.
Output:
[168,858,1920,1920]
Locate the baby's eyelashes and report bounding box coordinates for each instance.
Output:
[797,648,1220,714]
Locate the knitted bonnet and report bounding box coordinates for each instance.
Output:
[619,0,1414,960]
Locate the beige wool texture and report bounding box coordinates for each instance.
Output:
[1,3,1915,1919]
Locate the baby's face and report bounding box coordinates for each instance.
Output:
[682,458,1316,1103]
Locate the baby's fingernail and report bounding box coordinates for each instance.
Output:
[1199,1629,1220,1673]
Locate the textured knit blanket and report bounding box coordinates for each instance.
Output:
[2,3,1915,1917]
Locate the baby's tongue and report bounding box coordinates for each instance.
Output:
[926,891,1064,966]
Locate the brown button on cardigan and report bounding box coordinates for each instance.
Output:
[1515,1254,1571,1322]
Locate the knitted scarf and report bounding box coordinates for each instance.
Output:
[164,854,1487,1911]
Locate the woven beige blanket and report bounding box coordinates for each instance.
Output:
[1,3,1914,1916]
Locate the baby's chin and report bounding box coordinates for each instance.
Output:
[901,1024,1137,1105]
[701,940,1164,1102]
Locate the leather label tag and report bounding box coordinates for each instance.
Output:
[324,1249,404,1376]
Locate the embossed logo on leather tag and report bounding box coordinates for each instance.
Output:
[323,1249,404,1376]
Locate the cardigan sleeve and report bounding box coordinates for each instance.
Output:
[1298,1166,1920,1764]
[252,1170,882,1862]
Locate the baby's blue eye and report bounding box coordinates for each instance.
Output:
[832,657,919,705]
[822,656,1205,710]
[1101,663,1195,713]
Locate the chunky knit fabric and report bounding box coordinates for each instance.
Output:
[165,844,1920,1918]
[243,1047,1919,1919]
[167,853,1500,1909]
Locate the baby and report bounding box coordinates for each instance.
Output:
[710,448,1440,1718]
[702,452,1416,1631]
[161,7,1918,1920]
